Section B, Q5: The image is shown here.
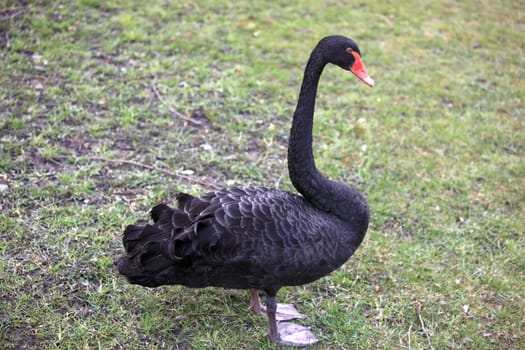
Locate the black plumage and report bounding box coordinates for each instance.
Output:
[116,35,374,346]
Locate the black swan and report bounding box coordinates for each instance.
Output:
[116,35,373,347]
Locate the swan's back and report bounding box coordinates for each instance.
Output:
[116,186,363,290]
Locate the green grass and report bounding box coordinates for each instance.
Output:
[1,0,524,349]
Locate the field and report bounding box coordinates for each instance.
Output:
[1,0,523,349]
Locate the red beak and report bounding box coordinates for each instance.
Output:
[349,51,374,87]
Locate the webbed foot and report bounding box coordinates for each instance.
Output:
[249,289,305,320]
[272,322,319,347]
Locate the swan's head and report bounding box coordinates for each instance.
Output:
[318,35,374,87]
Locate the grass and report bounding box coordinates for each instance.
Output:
[1,0,523,349]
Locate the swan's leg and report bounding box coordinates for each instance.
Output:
[264,293,280,343]
[249,289,305,320]
[248,288,263,314]
[264,291,319,347]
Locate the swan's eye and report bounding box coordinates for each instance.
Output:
[346,48,353,54]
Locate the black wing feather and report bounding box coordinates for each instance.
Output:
[116,186,356,289]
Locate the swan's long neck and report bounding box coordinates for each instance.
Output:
[287,48,369,233]
[287,52,325,200]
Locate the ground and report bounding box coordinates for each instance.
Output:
[0,1,524,349]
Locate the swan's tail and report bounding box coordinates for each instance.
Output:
[114,204,173,287]
[115,194,221,288]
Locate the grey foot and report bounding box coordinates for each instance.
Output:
[275,303,306,321]
[255,303,306,321]
[248,290,305,321]
[274,322,319,347]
